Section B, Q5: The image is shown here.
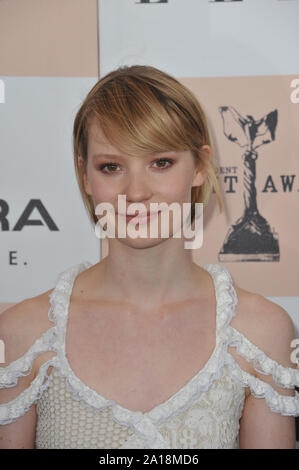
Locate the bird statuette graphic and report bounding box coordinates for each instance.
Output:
[218,106,279,262]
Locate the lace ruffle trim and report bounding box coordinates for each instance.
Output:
[0,263,88,426]
[0,328,58,388]
[49,364,169,449]
[45,262,239,448]
[226,325,299,389]
[225,353,299,417]
[0,357,57,425]
[0,262,91,426]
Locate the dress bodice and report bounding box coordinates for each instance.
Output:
[1,261,298,448]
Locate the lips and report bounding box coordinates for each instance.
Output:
[119,210,159,217]
[117,210,160,225]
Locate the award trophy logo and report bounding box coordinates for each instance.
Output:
[218,106,279,262]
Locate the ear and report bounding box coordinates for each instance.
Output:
[78,157,92,196]
[192,145,211,188]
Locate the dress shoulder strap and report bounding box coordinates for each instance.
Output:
[48,261,92,323]
[48,260,93,357]
[202,263,239,334]
[0,261,92,425]
[207,264,299,417]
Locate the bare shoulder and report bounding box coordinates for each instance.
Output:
[0,288,55,333]
[0,290,56,448]
[230,282,297,372]
[0,288,55,373]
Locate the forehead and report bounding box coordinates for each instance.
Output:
[86,117,192,161]
[87,119,161,159]
[88,120,115,151]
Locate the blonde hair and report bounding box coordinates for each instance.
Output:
[73,64,223,226]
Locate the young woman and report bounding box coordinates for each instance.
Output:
[0,65,298,449]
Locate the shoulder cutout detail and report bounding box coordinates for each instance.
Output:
[0,327,57,388]
[0,357,58,425]
[223,325,299,417]
[203,264,299,417]
[0,261,92,425]
[224,352,299,416]
[227,326,299,389]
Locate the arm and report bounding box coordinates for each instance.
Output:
[238,295,297,449]
[0,295,54,449]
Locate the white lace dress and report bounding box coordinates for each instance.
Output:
[0,262,298,449]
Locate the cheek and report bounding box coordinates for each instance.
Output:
[159,172,193,203]
[89,181,116,204]
[86,168,117,203]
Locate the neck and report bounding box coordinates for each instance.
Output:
[95,236,206,313]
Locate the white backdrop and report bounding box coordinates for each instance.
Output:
[0,77,100,302]
[99,0,299,77]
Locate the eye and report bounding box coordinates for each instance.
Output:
[152,158,174,169]
[99,162,120,174]
[98,158,174,175]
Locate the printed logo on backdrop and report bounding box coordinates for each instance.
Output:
[0,199,59,232]
[1,199,59,267]
[1,199,59,266]
[218,106,280,263]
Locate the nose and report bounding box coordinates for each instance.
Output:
[123,168,152,205]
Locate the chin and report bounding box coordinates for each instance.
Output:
[113,233,170,249]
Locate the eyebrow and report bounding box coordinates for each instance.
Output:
[92,151,177,161]
[92,153,124,160]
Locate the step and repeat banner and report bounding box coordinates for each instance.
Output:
[98,0,299,335]
[0,0,297,447]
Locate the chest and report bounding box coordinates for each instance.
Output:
[64,299,216,413]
